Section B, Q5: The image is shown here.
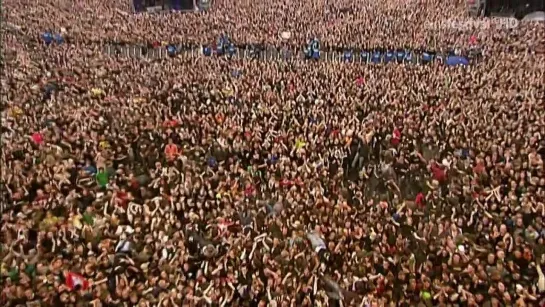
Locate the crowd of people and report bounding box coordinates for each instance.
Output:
[2,0,545,306]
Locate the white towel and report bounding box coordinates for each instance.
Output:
[537,264,545,292]
[115,240,131,253]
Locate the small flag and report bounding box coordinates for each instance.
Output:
[65,272,89,291]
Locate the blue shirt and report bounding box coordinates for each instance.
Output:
[207,156,217,167]
[84,165,97,175]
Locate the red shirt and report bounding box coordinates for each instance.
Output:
[217,220,234,236]
[244,185,255,197]
[355,76,365,86]
[415,192,425,207]
[31,132,44,145]
[165,144,179,160]
[162,120,179,128]
[130,178,140,189]
[116,191,128,207]
[431,162,447,182]
[376,279,386,295]
[281,179,293,187]
[473,162,485,174]
[391,128,401,146]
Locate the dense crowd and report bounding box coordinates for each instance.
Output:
[2,0,545,306]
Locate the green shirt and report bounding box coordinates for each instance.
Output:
[8,268,19,282]
[82,213,94,226]
[96,171,109,187]
[25,264,36,278]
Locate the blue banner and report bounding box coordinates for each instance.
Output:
[118,38,477,65]
[310,39,319,52]
[361,51,369,63]
[305,38,320,60]
[422,52,432,63]
[404,52,413,63]
[446,56,469,66]
[227,44,236,56]
[167,45,177,56]
[396,50,405,62]
[343,50,353,62]
[372,51,381,64]
[385,51,394,63]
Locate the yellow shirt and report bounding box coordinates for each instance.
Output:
[295,140,306,149]
[72,215,83,229]
[90,88,104,96]
[99,140,110,149]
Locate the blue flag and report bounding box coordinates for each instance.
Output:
[42,32,53,45]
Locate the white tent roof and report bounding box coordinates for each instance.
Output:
[523,11,545,21]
